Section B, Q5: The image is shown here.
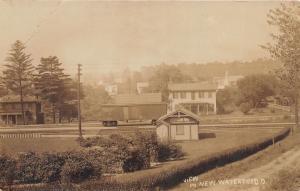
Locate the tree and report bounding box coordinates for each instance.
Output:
[236,74,278,108]
[81,85,110,121]
[35,56,71,123]
[262,3,300,127]
[148,64,192,101]
[216,86,239,114]
[2,40,34,125]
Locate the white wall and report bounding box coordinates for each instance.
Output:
[156,124,199,141]
[168,91,217,113]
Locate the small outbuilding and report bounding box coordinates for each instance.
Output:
[156,108,200,141]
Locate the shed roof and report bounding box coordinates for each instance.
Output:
[157,108,200,126]
[113,93,162,104]
[168,82,217,91]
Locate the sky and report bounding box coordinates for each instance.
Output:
[0,0,281,82]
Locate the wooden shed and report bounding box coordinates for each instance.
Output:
[156,108,200,141]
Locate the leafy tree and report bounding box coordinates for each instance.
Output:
[148,63,192,101]
[216,87,239,114]
[262,3,300,127]
[35,56,71,123]
[236,74,278,108]
[81,85,111,121]
[2,40,34,124]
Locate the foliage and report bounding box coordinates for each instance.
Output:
[78,132,184,173]
[2,40,34,124]
[39,153,65,183]
[147,63,192,101]
[17,152,43,183]
[81,85,111,121]
[60,152,97,183]
[239,102,252,114]
[262,3,300,126]
[236,74,278,108]
[216,87,239,114]
[157,142,184,162]
[35,56,75,123]
[0,155,17,187]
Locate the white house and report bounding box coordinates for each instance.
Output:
[168,82,218,115]
[156,108,200,141]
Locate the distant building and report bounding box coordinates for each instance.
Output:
[136,82,149,94]
[156,108,200,141]
[104,84,118,96]
[213,71,244,89]
[168,82,218,115]
[0,95,44,125]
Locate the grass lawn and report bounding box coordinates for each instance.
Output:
[0,137,81,156]
[180,127,282,158]
[111,127,283,184]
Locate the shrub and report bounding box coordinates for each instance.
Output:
[0,155,17,187]
[239,102,251,114]
[132,131,158,163]
[39,153,65,183]
[60,152,97,183]
[122,149,147,172]
[17,152,43,183]
[157,142,184,162]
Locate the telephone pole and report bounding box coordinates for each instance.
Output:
[77,64,82,137]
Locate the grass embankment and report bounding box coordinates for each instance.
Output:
[174,128,300,191]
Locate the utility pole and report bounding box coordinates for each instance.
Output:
[77,64,82,137]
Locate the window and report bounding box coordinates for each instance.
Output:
[180,92,186,99]
[198,91,204,98]
[191,92,195,100]
[176,125,185,135]
[173,92,179,99]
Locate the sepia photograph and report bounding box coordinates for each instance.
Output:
[0,0,299,190]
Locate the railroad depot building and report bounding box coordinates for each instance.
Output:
[156,108,200,141]
[168,82,218,115]
[0,95,44,125]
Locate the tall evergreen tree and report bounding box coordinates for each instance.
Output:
[35,56,71,123]
[2,40,34,125]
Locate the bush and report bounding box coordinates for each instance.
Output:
[239,102,251,114]
[60,152,97,183]
[0,155,17,187]
[17,152,43,183]
[39,153,65,183]
[122,149,147,172]
[157,142,184,162]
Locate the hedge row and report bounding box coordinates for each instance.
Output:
[80,127,291,191]
[3,128,290,191]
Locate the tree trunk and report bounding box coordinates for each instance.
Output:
[52,103,56,124]
[295,95,299,128]
[20,82,25,125]
[58,109,62,123]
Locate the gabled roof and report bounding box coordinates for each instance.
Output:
[157,108,200,126]
[113,93,162,104]
[168,82,218,91]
